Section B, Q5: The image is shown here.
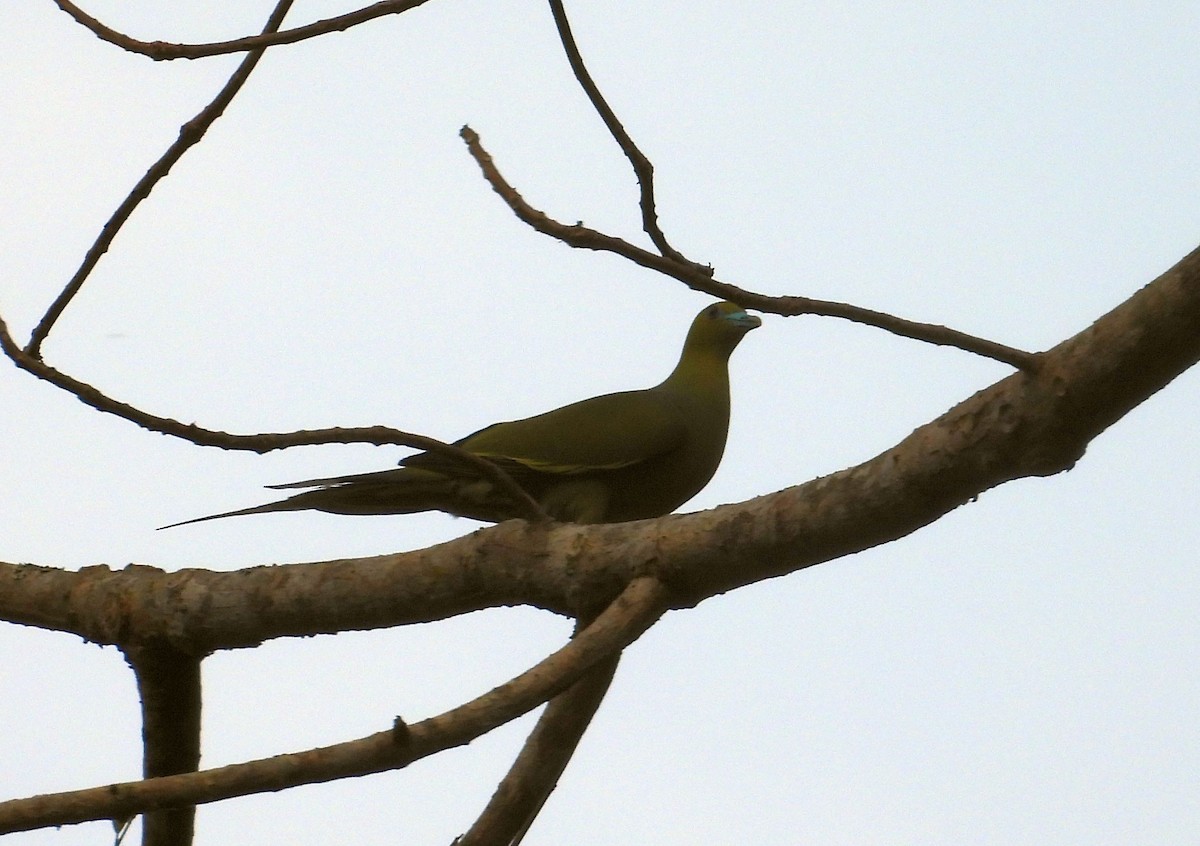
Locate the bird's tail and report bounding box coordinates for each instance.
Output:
[158,499,312,530]
[159,467,511,529]
[262,467,412,491]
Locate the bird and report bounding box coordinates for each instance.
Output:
[161,301,760,529]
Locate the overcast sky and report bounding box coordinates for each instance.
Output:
[3,2,1200,844]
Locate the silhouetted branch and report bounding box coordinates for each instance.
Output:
[27,0,296,360]
[460,125,1039,371]
[51,0,433,61]
[1,315,548,521]
[0,577,668,835]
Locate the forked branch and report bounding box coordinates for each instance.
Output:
[469,1,1039,370]
[458,653,620,845]
[28,0,295,359]
[459,126,1039,370]
[9,2,546,522]
[0,577,669,835]
[51,10,297,843]
[547,0,697,269]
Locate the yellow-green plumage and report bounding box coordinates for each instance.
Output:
[161,301,760,528]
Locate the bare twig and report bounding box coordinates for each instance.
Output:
[547,0,699,270]
[27,0,296,359]
[51,0,434,61]
[0,577,669,835]
[16,6,549,516]
[460,125,1040,370]
[458,653,620,846]
[2,316,548,521]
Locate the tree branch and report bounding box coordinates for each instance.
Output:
[0,315,547,521]
[125,645,204,846]
[50,0,434,61]
[5,242,1195,650]
[460,125,1039,370]
[0,577,668,835]
[27,0,296,359]
[458,653,619,846]
[26,8,295,839]
[546,0,696,269]
[1,238,1196,840]
[16,5,546,518]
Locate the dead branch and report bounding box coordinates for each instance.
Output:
[3,241,1197,652]
[1,236,1197,836]
[57,8,297,841]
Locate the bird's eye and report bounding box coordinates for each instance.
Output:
[705,304,719,319]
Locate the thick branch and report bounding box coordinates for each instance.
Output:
[460,125,1038,370]
[51,0,434,61]
[3,242,1197,650]
[125,645,203,846]
[0,577,668,834]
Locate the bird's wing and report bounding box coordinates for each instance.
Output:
[404,389,687,477]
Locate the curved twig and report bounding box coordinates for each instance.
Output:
[547,0,699,270]
[27,1,297,359]
[51,0,434,61]
[2,315,548,521]
[0,576,669,835]
[460,125,1039,371]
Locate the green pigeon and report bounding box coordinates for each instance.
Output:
[162,301,760,529]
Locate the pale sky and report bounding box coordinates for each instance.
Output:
[3,3,1199,844]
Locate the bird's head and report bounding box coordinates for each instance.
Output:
[685,301,762,355]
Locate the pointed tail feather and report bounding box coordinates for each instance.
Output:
[158,498,311,530]
[160,466,524,528]
[264,467,412,490]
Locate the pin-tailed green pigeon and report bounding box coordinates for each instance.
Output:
[162,301,760,528]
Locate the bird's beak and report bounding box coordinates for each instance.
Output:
[730,311,762,331]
